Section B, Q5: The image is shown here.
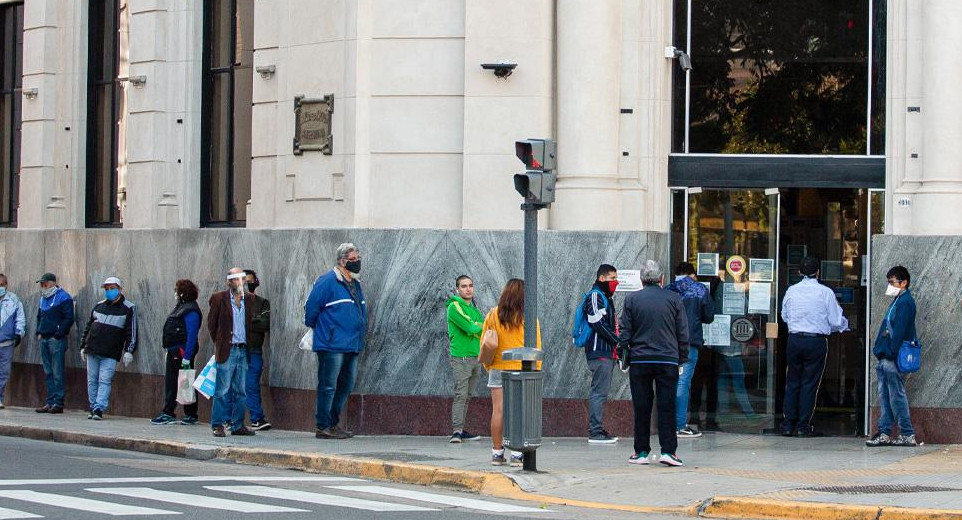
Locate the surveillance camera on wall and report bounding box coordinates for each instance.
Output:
[664,46,693,72]
[481,62,518,79]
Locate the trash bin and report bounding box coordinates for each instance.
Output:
[501,347,543,470]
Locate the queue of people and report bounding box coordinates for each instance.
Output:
[0,246,922,461]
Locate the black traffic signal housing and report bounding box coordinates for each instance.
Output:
[513,139,556,207]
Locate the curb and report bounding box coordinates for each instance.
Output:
[2,423,961,519]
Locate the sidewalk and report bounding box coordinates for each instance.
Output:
[1,406,961,519]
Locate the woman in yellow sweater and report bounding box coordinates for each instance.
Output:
[481,278,542,466]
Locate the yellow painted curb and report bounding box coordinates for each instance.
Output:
[702,496,882,520]
[879,508,962,520]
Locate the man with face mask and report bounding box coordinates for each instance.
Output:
[34,272,74,414]
[866,266,917,447]
[79,277,138,420]
[581,264,621,444]
[0,274,26,410]
[305,243,368,440]
[243,269,272,431]
[779,255,848,437]
[207,267,256,437]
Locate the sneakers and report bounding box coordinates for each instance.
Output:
[659,453,684,467]
[510,452,524,467]
[588,431,619,444]
[150,413,177,425]
[0,400,5,409]
[180,416,199,425]
[865,432,892,447]
[677,427,702,438]
[491,451,507,466]
[88,409,103,420]
[315,427,348,439]
[628,451,650,465]
[212,425,226,438]
[250,419,272,431]
[449,432,463,444]
[894,434,917,447]
[459,430,482,441]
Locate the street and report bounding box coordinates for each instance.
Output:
[0,437,688,520]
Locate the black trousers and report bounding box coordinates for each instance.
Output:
[690,346,720,425]
[781,334,828,431]
[629,363,679,455]
[163,349,199,417]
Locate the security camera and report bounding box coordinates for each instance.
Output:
[481,62,518,79]
[664,46,693,72]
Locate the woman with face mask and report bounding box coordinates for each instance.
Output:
[152,279,203,425]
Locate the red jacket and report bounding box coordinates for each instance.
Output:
[208,291,255,363]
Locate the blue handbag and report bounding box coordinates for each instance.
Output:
[898,339,922,373]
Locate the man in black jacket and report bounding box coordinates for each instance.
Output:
[80,277,137,420]
[583,264,620,445]
[244,269,272,431]
[619,260,689,467]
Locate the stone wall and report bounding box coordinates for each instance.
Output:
[0,229,665,433]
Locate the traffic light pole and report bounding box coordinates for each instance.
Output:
[522,201,538,472]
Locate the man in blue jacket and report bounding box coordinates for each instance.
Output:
[34,273,74,413]
[866,265,917,447]
[305,243,368,440]
[0,273,26,409]
[667,262,714,438]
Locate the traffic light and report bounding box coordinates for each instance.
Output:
[514,139,556,207]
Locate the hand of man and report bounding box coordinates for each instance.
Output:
[13,334,21,347]
[80,349,87,363]
[122,352,133,367]
[181,359,191,370]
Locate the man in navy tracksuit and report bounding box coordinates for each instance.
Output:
[35,273,74,413]
[866,265,918,447]
[305,243,368,440]
[667,262,714,438]
[583,264,620,444]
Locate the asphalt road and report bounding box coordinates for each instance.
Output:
[0,436,693,520]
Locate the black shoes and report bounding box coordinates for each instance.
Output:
[250,419,272,431]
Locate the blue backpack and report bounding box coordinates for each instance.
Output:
[571,288,604,348]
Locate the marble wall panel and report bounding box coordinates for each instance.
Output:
[127,230,181,376]
[870,235,962,408]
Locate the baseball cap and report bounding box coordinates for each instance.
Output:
[102,277,123,288]
[36,273,57,284]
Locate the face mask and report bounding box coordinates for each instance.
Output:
[607,280,619,293]
[104,288,120,301]
[0,287,6,298]
[41,286,56,298]
[885,284,901,297]
[345,259,361,274]
[247,281,259,293]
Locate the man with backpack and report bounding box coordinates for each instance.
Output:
[573,264,621,444]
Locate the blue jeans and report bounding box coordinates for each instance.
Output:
[675,345,699,430]
[876,359,914,436]
[315,351,358,429]
[0,343,13,401]
[245,351,265,422]
[86,354,118,412]
[39,337,67,407]
[211,346,248,431]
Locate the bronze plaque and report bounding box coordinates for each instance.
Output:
[293,94,333,155]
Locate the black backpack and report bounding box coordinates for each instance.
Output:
[162,301,201,348]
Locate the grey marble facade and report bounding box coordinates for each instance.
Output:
[870,235,962,408]
[0,229,666,400]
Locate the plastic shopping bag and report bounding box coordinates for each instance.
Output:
[191,356,217,399]
[176,369,197,405]
[298,329,314,351]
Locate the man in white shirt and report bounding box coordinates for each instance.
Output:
[780,255,848,437]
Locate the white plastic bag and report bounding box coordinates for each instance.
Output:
[298,329,314,351]
[191,356,217,399]
[176,369,197,405]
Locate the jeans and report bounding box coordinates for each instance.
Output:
[717,354,755,415]
[876,359,914,436]
[781,334,827,432]
[315,351,358,430]
[86,354,118,412]
[587,358,614,436]
[675,346,698,430]
[162,348,198,418]
[211,346,248,431]
[245,351,266,422]
[39,337,67,407]
[629,363,679,456]
[0,344,13,401]
[449,356,482,432]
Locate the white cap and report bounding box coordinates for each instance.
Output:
[102,277,123,288]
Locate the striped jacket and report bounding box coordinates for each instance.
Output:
[80,295,138,361]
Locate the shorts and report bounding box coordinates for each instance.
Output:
[487,368,503,388]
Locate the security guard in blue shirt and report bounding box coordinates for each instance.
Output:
[779,255,848,436]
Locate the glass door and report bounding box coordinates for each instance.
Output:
[672,188,780,433]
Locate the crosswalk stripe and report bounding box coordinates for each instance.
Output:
[206,485,437,512]
[0,506,42,519]
[87,488,308,513]
[0,476,364,486]
[328,485,551,513]
[0,490,179,516]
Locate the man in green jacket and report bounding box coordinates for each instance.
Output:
[446,275,485,443]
